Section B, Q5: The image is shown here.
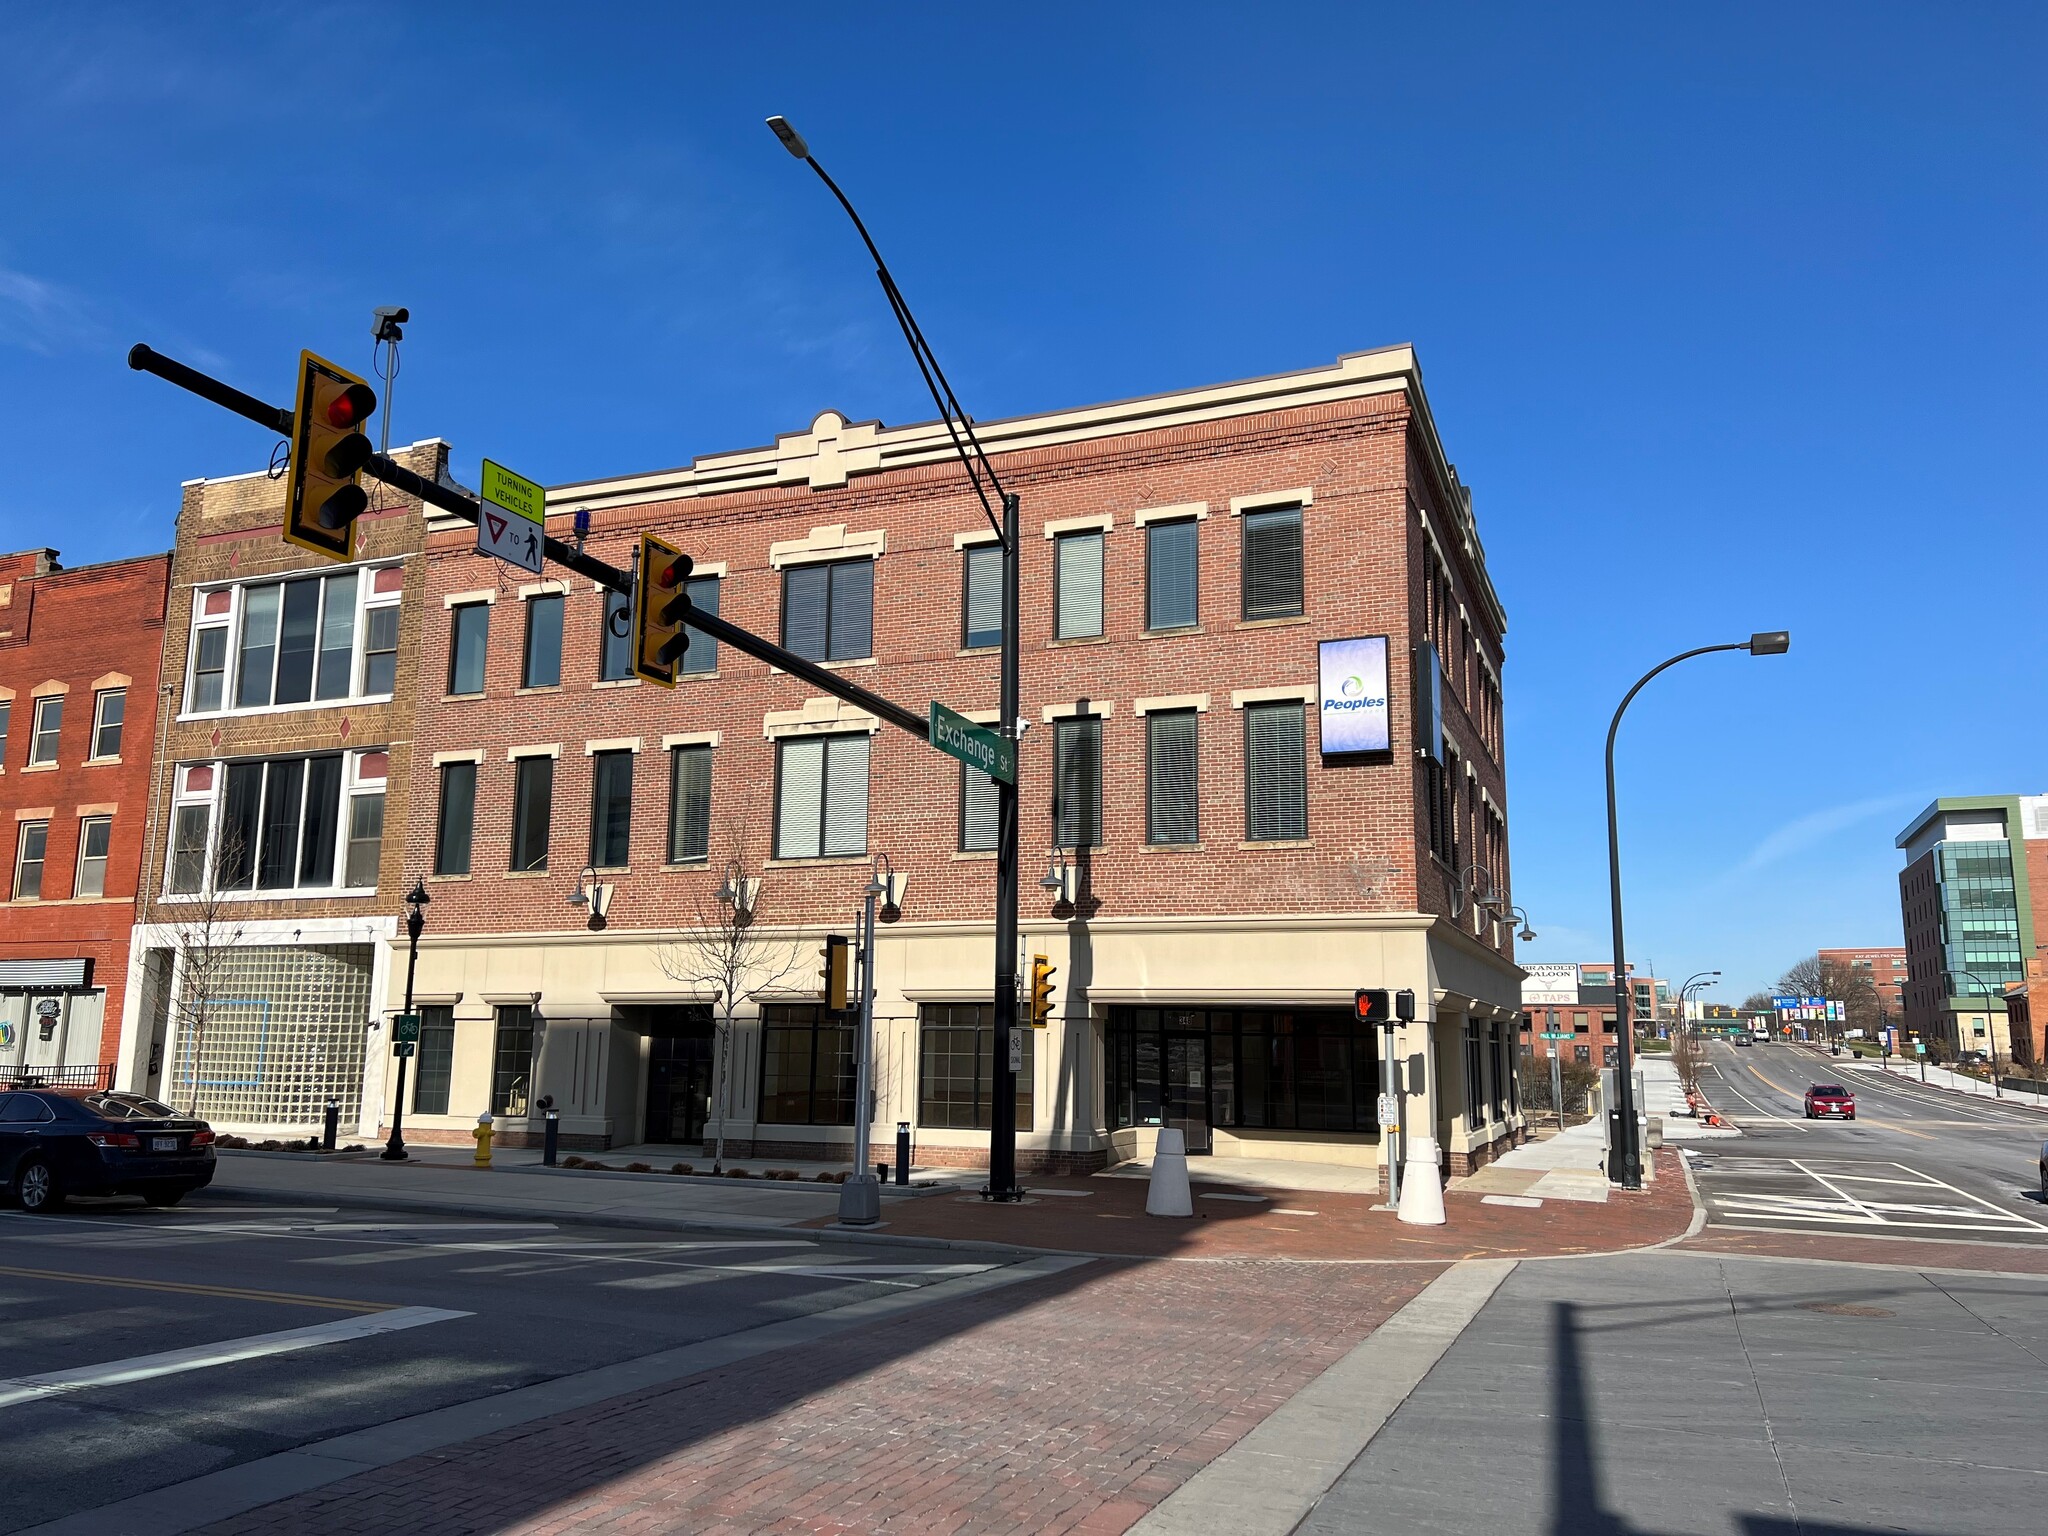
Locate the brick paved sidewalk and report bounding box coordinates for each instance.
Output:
[196,1258,1445,1536]
[806,1147,1697,1262]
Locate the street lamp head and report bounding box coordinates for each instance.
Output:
[1747,631,1790,656]
[405,880,430,911]
[766,115,810,160]
[1518,925,1537,944]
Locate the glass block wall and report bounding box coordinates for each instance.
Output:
[169,943,372,1126]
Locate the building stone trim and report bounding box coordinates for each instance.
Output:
[507,743,562,760]
[443,589,497,607]
[1041,513,1115,539]
[660,731,721,749]
[1132,694,1210,715]
[1230,685,1316,707]
[953,528,1001,550]
[1041,700,1114,721]
[763,696,881,739]
[433,749,485,765]
[584,737,642,755]
[1132,502,1209,527]
[767,523,885,569]
[1229,486,1314,516]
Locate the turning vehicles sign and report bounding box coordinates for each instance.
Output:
[477,459,545,574]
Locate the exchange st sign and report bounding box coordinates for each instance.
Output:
[929,701,1015,784]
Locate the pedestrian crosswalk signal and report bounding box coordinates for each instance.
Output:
[631,531,694,687]
[820,934,851,1013]
[1029,955,1056,1027]
[284,351,377,561]
[1354,989,1391,1026]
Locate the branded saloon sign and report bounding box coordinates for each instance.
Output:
[1317,636,1390,754]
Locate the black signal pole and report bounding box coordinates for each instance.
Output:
[767,116,1025,1199]
[382,880,429,1161]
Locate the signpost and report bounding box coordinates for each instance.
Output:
[392,1012,421,1044]
[929,700,1015,784]
[478,459,545,574]
[1539,1030,1574,1130]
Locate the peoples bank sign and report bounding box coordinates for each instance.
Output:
[1317,636,1390,754]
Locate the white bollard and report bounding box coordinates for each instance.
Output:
[1146,1126,1194,1217]
[1396,1134,1446,1225]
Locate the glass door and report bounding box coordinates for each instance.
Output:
[1164,1035,1212,1154]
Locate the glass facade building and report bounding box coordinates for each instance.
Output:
[1933,840,2025,993]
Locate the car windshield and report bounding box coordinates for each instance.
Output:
[1810,1086,1848,1097]
[79,1092,180,1120]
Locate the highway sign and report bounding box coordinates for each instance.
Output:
[929,701,1015,784]
[392,1012,420,1044]
[478,458,545,574]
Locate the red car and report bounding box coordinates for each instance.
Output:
[1804,1083,1856,1120]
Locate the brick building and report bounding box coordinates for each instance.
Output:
[110,444,442,1133]
[1816,945,1906,1017]
[391,347,1524,1178]
[0,547,170,1087]
[1515,962,1667,1067]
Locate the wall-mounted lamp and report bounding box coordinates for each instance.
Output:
[1041,850,1074,920]
[869,853,906,924]
[567,866,612,927]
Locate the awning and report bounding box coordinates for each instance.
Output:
[0,958,94,995]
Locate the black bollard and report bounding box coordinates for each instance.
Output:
[543,1107,560,1166]
[322,1097,339,1152]
[895,1121,911,1186]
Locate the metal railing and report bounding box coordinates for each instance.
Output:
[1,1063,116,1091]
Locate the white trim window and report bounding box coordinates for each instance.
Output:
[164,748,389,897]
[185,564,402,716]
[774,734,870,859]
[90,688,125,759]
[75,815,112,898]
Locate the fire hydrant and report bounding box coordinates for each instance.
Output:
[472,1111,495,1169]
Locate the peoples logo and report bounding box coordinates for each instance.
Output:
[1340,675,1366,699]
[1324,674,1385,712]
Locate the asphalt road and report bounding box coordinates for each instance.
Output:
[0,1195,1026,1533]
[1690,1039,2048,1244]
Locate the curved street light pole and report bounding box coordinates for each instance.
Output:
[1943,966,2003,1096]
[1608,635,1787,1190]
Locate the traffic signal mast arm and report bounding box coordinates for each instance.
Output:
[128,343,932,742]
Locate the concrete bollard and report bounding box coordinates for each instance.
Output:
[1396,1134,1446,1225]
[1145,1126,1194,1217]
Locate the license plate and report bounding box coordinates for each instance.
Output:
[152,1136,178,1152]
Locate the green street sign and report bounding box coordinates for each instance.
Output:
[392,1041,416,1058]
[929,701,1014,785]
[392,1012,421,1044]
[1539,1031,1574,1040]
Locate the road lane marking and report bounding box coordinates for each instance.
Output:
[0,1306,469,1410]
[0,1265,388,1314]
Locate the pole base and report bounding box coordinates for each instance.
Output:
[378,1143,408,1162]
[837,1172,882,1225]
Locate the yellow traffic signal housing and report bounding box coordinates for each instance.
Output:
[631,532,694,687]
[820,934,852,1013]
[1029,954,1056,1027]
[284,351,377,562]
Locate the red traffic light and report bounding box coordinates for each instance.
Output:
[655,554,694,590]
[325,382,377,429]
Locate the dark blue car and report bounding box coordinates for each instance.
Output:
[0,1089,217,1212]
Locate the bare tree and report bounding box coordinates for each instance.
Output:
[1776,954,1880,1037]
[652,830,807,1173]
[163,827,249,1117]
[1668,1027,1707,1094]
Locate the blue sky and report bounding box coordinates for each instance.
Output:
[3,3,2042,1003]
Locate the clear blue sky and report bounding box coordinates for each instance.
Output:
[3,3,2042,1004]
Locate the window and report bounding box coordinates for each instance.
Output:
[74,816,112,899]
[522,592,563,689]
[1245,701,1308,841]
[235,584,279,708]
[362,604,399,696]
[511,755,553,872]
[29,696,61,765]
[918,1004,1033,1130]
[681,575,720,675]
[90,689,125,759]
[448,604,490,695]
[667,744,712,862]
[1053,716,1102,848]
[781,559,872,662]
[1106,1007,1377,1133]
[0,700,8,765]
[961,544,1002,649]
[414,1005,456,1115]
[774,734,870,859]
[1145,710,1199,845]
[960,763,999,853]
[758,1003,853,1125]
[192,568,395,713]
[589,750,634,867]
[434,761,477,876]
[1053,530,1104,640]
[1145,519,1198,630]
[166,750,385,895]
[1241,505,1304,621]
[13,821,47,899]
[599,587,633,681]
[490,1005,534,1117]
[1465,1023,1487,1128]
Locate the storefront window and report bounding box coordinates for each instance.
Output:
[758,1003,853,1125]
[917,1004,1032,1130]
[414,1005,455,1115]
[1106,1007,1377,1133]
[491,1005,534,1117]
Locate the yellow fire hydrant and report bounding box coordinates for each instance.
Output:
[472,1111,495,1169]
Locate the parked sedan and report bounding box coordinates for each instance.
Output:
[0,1089,216,1212]
[1803,1083,1856,1120]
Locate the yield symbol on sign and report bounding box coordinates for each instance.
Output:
[485,511,508,542]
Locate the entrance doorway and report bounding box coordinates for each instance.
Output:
[634,1006,714,1146]
[1164,1034,1212,1154]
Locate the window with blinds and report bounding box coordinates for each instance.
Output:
[681,575,720,674]
[781,559,873,662]
[1145,519,1198,630]
[522,592,563,689]
[1054,531,1104,639]
[961,544,1002,649]
[434,761,476,876]
[1244,701,1307,841]
[1053,716,1102,848]
[511,755,553,872]
[1145,710,1199,845]
[960,761,999,852]
[589,750,634,867]
[599,588,633,681]
[667,744,712,862]
[775,734,871,859]
[1240,505,1304,621]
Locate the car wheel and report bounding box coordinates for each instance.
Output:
[16,1156,64,1213]
[142,1187,187,1208]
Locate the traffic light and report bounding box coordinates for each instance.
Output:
[630,532,694,687]
[820,934,851,1013]
[1354,989,1391,1026]
[1029,955,1056,1026]
[284,351,377,561]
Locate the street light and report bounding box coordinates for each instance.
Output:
[841,853,898,1225]
[380,880,430,1162]
[1943,967,2004,1096]
[1607,634,1788,1190]
[770,116,1027,1202]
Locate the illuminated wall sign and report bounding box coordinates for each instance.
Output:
[1317,636,1390,755]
